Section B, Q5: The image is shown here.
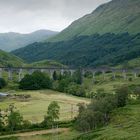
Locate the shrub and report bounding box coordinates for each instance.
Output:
[115,86,129,107]
[73,69,83,85]
[84,71,93,78]
[76,94,117,132]
[128,77,133,81]
[0,109,3,131]
[0,78,7,89]
[94,80,100,84]
[19,71,52,90]
[57,79,70,92]
[42,101,60,127]
[133,86,140,99]
[66,84,86,97]
[52,71,58,81]
[95,71,102,76]
[75,88,121,132]
[7,105,23,131]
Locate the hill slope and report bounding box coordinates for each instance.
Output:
[0,30,58,52]
[74,103,140,140]
[30,60,66,68]
[12,33,140,67]
[0,49,24,67]
[12,0,140,67]
[49,0,140,42]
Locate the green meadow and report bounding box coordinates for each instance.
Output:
[0,90,89,122]
[0,103,139,140]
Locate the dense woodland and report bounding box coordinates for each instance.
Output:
[13,33,140,67]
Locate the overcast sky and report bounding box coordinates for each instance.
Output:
[0,0,111,33]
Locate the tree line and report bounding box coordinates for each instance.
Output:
[19,70,86,97]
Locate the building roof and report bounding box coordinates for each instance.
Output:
[0,92,8,96]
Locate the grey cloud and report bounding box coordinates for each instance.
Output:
[0,0,111,33]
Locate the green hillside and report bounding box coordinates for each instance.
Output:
[30,60,66,68]
[0,49,24,67]
[117,57,140,69]
[12,0,140,67]
[49,0,140,42]
[72,103,140,140]
[12,33,140,67]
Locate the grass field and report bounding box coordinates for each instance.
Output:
[1,103,139,140]
[0,72,140,139]
[0,90,89,122]
[1,71,140,123]
[83,72,140,94]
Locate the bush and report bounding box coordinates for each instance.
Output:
[52,71,58,81]
[75,86,131,132]
[66,84,86,97]
[76,110,101,132]
[95,71,102,76]
[0,78,7,89]
[19,71,52,90]
[128,77,133,81]
[73,69,83,84]
[94,80,100,84]
[91,89,108,100]
[84,71,93,78]
[57,79,70,92]
[7,105,23,131]
[76,94,117,132]
[115,86,129,107]
[133,86,140,99]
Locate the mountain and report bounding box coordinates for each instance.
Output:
[0,49,24,67]
[12,0,140,67]
[12,33,140,67]
[49,0,140,42]
[0,30,58,52]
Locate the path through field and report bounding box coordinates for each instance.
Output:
[0,128,69,139]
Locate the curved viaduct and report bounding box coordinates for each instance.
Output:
[0,66,139,81]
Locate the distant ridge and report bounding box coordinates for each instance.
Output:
[0,29,58,52]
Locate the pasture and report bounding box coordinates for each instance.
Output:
[0,90,89,123]
[0,103,139,140]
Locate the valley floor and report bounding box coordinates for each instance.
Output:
[0,103,139,140]
[0,90,89,122]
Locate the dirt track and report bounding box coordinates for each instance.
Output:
[0,128,69,138]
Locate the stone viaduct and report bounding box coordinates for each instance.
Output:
[0,66,139,81]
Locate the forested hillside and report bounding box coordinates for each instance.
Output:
[12,33,140,67]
